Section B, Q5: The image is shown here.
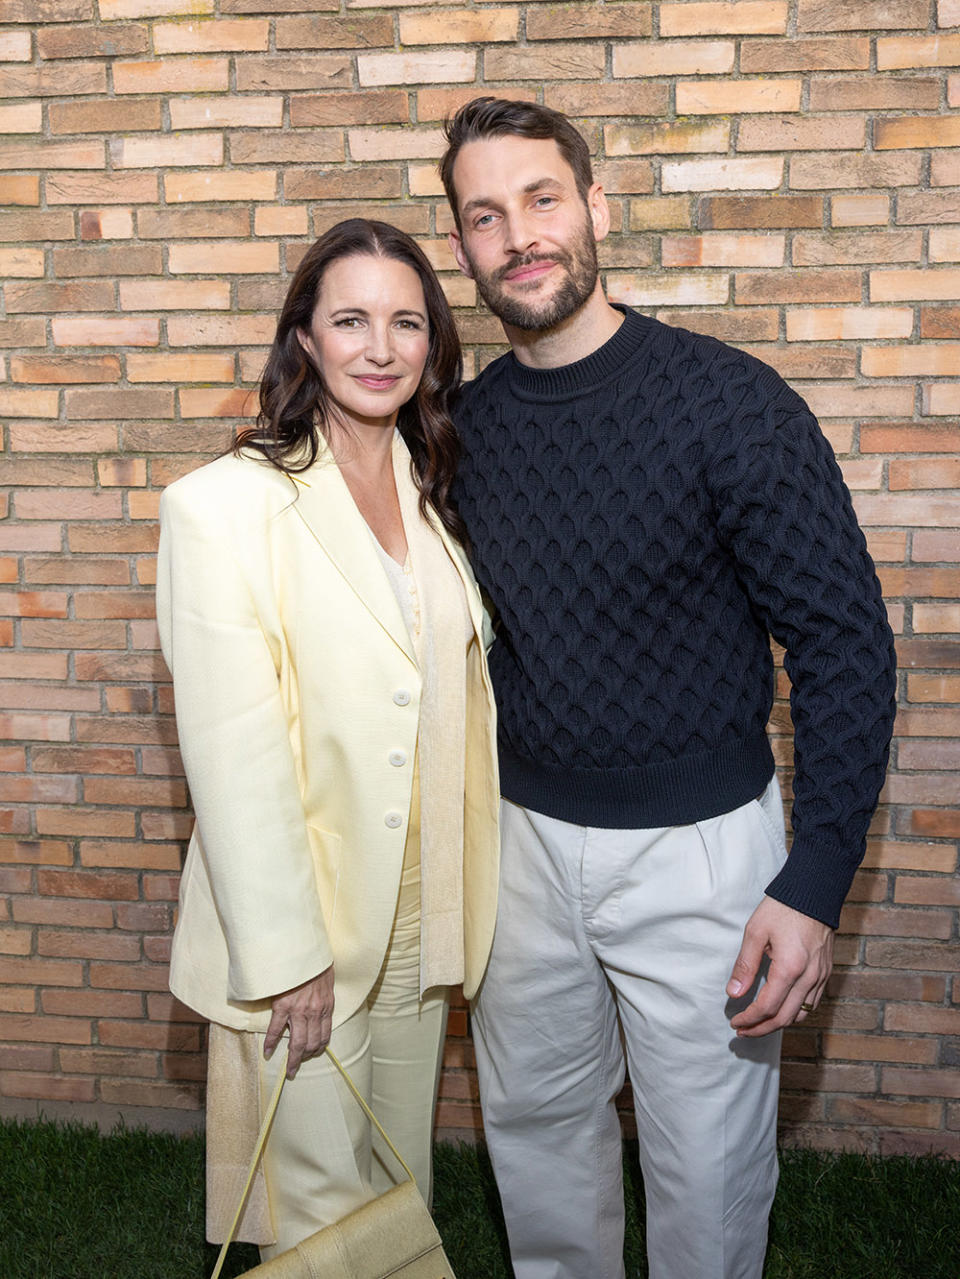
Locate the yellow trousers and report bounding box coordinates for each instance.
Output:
[255,798,449,1260]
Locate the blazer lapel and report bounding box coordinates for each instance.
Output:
[288,440,418,667]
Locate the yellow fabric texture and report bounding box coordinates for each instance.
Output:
[155,434,499,1035]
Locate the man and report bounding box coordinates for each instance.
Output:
[439,97,896,1279]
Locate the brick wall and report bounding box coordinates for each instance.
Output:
[1,0,958,1156]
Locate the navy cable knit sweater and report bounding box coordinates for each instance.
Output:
[453,306,896,928]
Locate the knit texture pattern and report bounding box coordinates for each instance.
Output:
[453,307,896,927]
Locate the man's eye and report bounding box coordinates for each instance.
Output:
[474,213,495,228]
[534,196,556,208]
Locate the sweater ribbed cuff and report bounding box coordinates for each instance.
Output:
[764,834,862,929]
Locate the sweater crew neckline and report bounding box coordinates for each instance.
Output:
[505,305,654,401]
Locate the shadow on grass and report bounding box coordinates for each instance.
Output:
[1,1119,957,1279]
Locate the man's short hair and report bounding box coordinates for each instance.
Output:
[440,96,594,230]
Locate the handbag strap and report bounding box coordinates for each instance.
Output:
[209,1044,415,1279]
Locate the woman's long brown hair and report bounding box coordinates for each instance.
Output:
[236,218,465,541]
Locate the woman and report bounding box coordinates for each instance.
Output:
[156,219,499,1258]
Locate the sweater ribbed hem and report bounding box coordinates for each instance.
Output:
[498,730,775,830]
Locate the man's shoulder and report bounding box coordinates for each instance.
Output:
[655,315,802,406]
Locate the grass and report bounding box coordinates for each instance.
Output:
[0,1116,957,1278]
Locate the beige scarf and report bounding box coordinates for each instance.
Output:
[392,434,470,994]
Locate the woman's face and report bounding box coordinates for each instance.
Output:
[297,253,431,436]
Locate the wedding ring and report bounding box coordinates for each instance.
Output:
[800,1002,815,1013]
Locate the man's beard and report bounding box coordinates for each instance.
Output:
[467,216,599,333]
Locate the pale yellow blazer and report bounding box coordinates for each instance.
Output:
[156,439,499,1033]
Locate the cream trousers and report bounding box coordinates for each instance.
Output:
[472,778,788,1279]
[255,821,449,1261]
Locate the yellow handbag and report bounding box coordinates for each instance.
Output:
[210,1047,456,1279]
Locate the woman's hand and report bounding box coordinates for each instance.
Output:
[264,965,335,1079]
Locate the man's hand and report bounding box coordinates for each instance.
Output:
[727,898,833,1038]
[264,964,335,1078]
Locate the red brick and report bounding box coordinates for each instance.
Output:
[865,940,957,971]
[825,80,942,120]
[0,713,71,743]
[147,992,205,1022]
[0,867,32,893]
[698,195,823,229]
[791,152,923,190]
[735,270,861,304]
[90,962,169,992]
[881,1067,960,1099]
[13,897,114,928]
[886,1005,960,1035]
[116,902,172,932]
[285,166,402,201]
[793,230,922,266]
[289,89,406,127]
[861,423,960,453]
[0,776,79,806]
[741,36,870,70]
[104,687,153,713]
[864,841,956,873]
[78,828,181,869]
[137,208,249,239]
[822,1032,936,1065]
[38,22,148,59]
[0,925,32,956]
[0,176,39,205]
[799,0,929,30]
[544,83,669,118]
[899,194,960,227]
[141,811,193,839]
[880,1131,960,1157]
[877,33,960,68]
[99,1020,200,1051]
[0,1073,97,1102]
[100,1078,201,1109]
[75,652,166,681]
[661,2,787,35]
[36,868,139,900]
[60,1047,158,1077]
[0,1045,52,1073]
[829,1098,941,1129]
[0,957,84,987]
[781,1062,877,1092]
[77,714,178,747]
[0,987,37,1007]
[840,904,954,941]
[831,195,890,227]
[0,64,106,96]
[39,929,141,961]
[0,838,72,866]
[236,54,353,92]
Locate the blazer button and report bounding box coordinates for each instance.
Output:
[384,812,403,829]
[388,750,407,767]
[393,689,411,706]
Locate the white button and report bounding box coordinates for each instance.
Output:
[388,750,407,767]
[393,689,411,706]
[384,811,403,829]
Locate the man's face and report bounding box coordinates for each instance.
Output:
[449,135,608,333]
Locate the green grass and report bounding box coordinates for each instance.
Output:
[1,1117,957,1278]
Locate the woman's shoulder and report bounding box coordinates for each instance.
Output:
[161,450,298,520]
